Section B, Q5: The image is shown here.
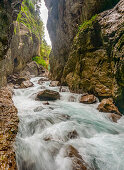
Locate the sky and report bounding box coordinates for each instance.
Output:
[40,0,51,46]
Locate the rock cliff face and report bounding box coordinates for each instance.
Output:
[45,0,124,113]
[0,0,40,87]
[0,0,22,87]
[0,0,22,60]
[0,87,19,169]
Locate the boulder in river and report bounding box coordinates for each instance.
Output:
[68,95,76,102]
[20,80,34,88]
[107,113,121,123]
[65,145,88,170]
[67,130,78,139]
[42,101,50,105]
[50,81,60,87]
[36,90,60,101]
[33,106,44,112]
[7,74,28,85]
[80,94,97,104]
[97,98,121,115]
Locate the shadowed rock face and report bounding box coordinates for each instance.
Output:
[45,0,124,113]
[45,0,120,81]
[0,0,22,87]
[0,0,22,60]
[0,1,40,88]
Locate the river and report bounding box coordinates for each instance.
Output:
[13,77,124,170]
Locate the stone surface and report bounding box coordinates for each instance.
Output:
[45,0,123,113]
[68,96,76,102]
[65,145,89,170]
[0,87,18,169]
[0,0,22,59]
[97,98,121,115]
[38,77,49,85]
[20,80,33,88]
[67,130,78,139]
[0,2,41,88]
[20,61,40,78]
[80,94,97,104]
[36,90,60,101]
[107,113,121,123]
[50,81,60,87]
[45,0,119,81]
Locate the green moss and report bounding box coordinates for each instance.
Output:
[32,56,47,68]
[17,0,44,40]
[14,27,16,35]
[78,14,98,31]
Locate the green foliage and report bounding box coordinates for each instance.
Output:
[25,0,35,13]
[14,27,16,35]
[41,39,51,59]
[17,0,44,40]
[17,0,51,69]
[33,40,51,69]
[32,56,47,68]
[78,14,98,31]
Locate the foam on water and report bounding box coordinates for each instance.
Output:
[13,77,124,170]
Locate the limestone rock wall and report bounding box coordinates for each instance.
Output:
[0,1,40,88]
[46,0,124,113]
[0,87,19,169]
[45,0,120,81]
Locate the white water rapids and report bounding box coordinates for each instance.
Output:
[13,77,124,170]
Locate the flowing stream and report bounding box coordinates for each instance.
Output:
[13,77,124,170]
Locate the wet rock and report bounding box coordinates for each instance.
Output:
[97,98,121,115]
[61,114,70,120]
[20,61,39,77]
[36,90,60,101]
[50,81,60,87]
[68,96,76,102]
[33,106,44,112]
[38,79,44,85]
[59,86,69,92]
[20,80,34,88]
[42,101,50,105]
[107,113,121,123]
[0,87,18,169]
[65,145,89,170]
[38,77,49,83]
[44,136,53,141]
[80,94,97,104]
[8,74,28,85]
[67,130,78,139]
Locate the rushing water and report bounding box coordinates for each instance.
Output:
[13,77,124,170]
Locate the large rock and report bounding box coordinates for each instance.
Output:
[65,145,89,170]
[0,1,41,88]
[36,90,60,101]
[7,74,28,85]
[45,0,119,81]
[45,0,124,113]
[20,61,41,78]
[20,80,34,88]
[80,94,97,104]
[97,98,121,115]
[0,87,18,169]
[50,81,60,87]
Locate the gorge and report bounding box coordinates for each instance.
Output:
[0,0,124,169]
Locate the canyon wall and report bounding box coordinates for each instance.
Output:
[45,0,124,113]
[0,0,41,87]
